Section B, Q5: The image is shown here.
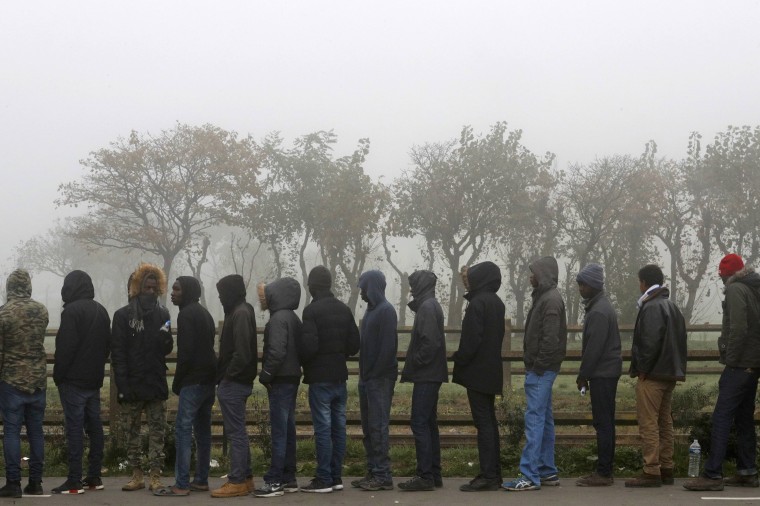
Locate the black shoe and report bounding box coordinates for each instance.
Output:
[0,481,22,498]
[52,479,84,495]
[398,476,435,491]
[434,476,443,488]
[360,477,394,491]
[460,476,500,492]
[24,480,44,495]
[82,476,105,491]
[282,480,299,493]
[351,475,371,488]
[300,478,333,493]
[332,478,344,491]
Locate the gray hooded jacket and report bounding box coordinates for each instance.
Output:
[260,277,303,384]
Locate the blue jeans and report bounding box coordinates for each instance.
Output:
[411,382,442,482]
[174,384,215,489]
[589,377,619,477]
[704,366,760,478]
[217,380,252,484]
[359,377,395,482]
[58,384,104,482]
[519,370,558,485]
[264,383,298,484]
[0,382,46,482]
[308,382,348,485]
[467,389,501,480]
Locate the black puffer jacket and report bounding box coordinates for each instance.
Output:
[53,270,111,390]
[216,274,258,385]
[301,290,360,384]
[630,286,687,381]
[523,257,567,374]
[577,291,622,381]
[452,261,505,395]
[259,277,303,384]
[720,267,760,368]
[401,270,448,384]
[111,301,172,402]
[173,276,217,394]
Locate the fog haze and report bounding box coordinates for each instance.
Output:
[2,0,759,319]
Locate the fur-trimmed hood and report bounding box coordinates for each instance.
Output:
[725,266,760,292]
[128,263,167,299]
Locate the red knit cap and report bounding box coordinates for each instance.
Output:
[719,253,744,278]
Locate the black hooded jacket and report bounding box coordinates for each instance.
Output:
[720,268,760,368]
[259,277,303,384]
[53,270,111,390]
[173,276,217,394]
[301,287,360,384]
[452,261,505,395]
[401,270,448,384]
[523,257,568,374]
[216,274,258,385]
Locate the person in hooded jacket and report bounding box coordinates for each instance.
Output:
[504,256,567,492]
[52,270,111,495]
[625,264,686,488]
[398,270,448,492]
[685,254,760,492]
[574,264,621,487]
[299,266,360,494]
[212,274,257,498]
[354,270,398,492]
[254,277,303,498]
[111,263,173,493]
[452,261,505,492]
[0,269,49,498]
[154,276,216,497]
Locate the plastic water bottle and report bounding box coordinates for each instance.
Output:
[688,439,701,477]
[160,320,171,332]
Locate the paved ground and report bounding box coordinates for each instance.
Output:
[11,477,760,505]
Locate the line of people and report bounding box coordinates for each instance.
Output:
[0,253,755,497]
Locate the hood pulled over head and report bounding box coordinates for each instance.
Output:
[409,270,437,300]
[260,277,301,313]
[6,269,32,301]
[358,270,387,308]
[530,256,559,292]
[177,276,202,306]
[464,261,502,294]
[62,270,95,304]
[217,274,246,314]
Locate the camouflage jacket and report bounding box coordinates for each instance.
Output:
[0,269,49,393]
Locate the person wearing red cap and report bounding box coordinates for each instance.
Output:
[685,254,760,492]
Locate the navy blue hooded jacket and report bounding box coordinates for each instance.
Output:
[358,270,398,382]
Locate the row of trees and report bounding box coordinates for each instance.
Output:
[14,122,760,325]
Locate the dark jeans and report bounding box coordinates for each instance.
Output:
[58,384,104,482]
[217,379,252,484]
[264,383,298,484]
[704,366,760,478]
[589,377,619,477]
[308,382,348,485]
[359,377,395,482]
[410,382,442,482]
[0,382,46,482]
[174,384,215,489]
[467,388,501,480]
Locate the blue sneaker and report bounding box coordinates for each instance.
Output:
[503,476,540,491]
[540,474,560,486]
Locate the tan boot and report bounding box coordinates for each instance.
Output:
[122,469,145,491]
[148,470,164,491]
[211,481,249,498]
[246,475,255,492]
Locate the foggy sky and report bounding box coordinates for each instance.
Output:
[2,0,760,287]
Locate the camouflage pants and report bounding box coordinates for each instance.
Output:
[120,399,167,471]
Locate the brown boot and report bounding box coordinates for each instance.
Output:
[246,475,255,492]
[211,481,249,498]
[148,470,164,491]
[660,468,674,485]
[725,473,760,487]
[624,472,662,488]
[122,469,145,491]
[683,475,724,491]
[576,473,614,487]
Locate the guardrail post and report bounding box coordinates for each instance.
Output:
[503,318,512,390]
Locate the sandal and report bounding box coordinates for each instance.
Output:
[153,487,190,496]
